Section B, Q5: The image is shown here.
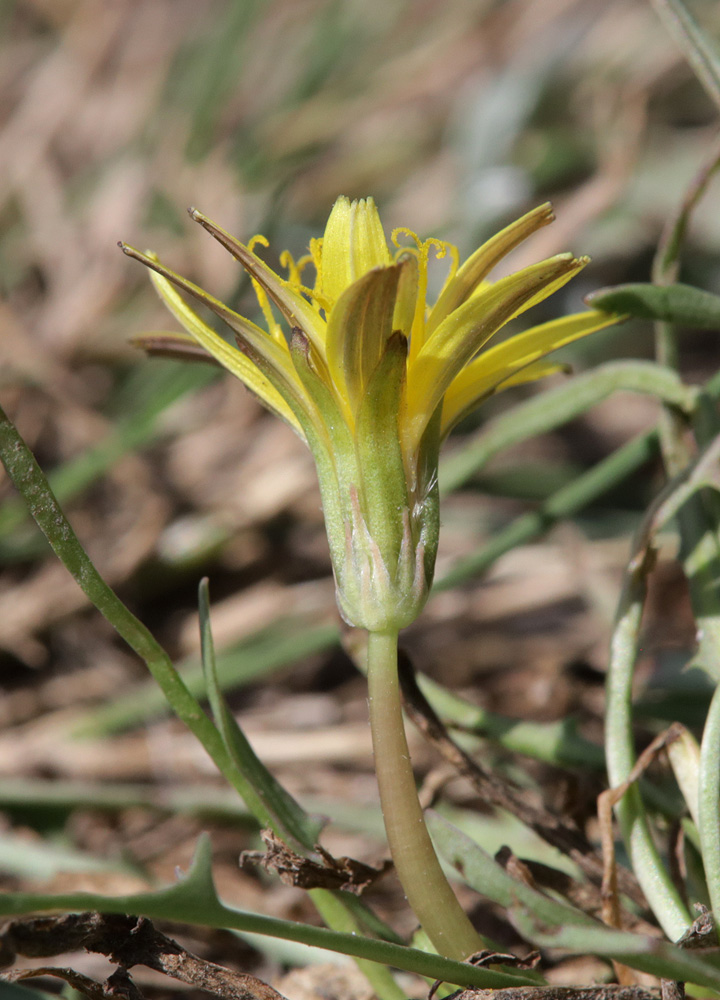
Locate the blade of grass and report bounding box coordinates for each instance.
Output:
[645,137,720,927]
[0,777,254,822]
[651,139,720,682]
[512,911,720,990]
[428,811,597,930]
[198,577,325,849]
[586,282,720,327]
[0,832,141,881]
[415,673,605,769]
[699,683,720,938]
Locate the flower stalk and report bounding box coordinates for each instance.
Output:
[367,630,482,960]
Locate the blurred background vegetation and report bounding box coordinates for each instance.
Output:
[2,0,720,992]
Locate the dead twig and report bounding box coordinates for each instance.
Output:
[597,723,684,985]
[659,904,718,1000]
[598,724,684,933]
[0,912,287,1000]
[4,965,146,1000]
[241,828,392,894]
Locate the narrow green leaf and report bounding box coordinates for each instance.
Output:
[699,685,720,938]
[308,891,407,1000]
[427,811,597,930]
[0,776,254,822]
[602,439,720,942]
[587,282,720,329]
[198,579,325,850]
[0,837,537,990]
[512,913,720,991]
[436,428,659,590]
[0,832,138,881]
[416,674,605,769]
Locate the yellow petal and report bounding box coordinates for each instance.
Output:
[122,244,311,438]
[392,252,419,339]
[406,254,588,451]
[325,261,408,417]
[440,360,568,436]
[441,310,621,436]
[492,359,569,389]
[149,268,306,436]
[188,209,327,356]
[320,196,392,303]
[427,203,555,336]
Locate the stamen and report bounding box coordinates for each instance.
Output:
[391,229,459,361]
[277,248,328,313]
[279,249,302,287]
[295,252,314,280]
[248,234,269,252]
[392,227,422,253]
[247,235,284,344]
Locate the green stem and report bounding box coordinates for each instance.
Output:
[605,531,690,941]
[699,684,720,927]
[366,630,481,960]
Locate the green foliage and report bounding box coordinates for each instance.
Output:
[198,577,325,849]
[588,282,720,327]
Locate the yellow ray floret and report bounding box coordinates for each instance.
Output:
[440,310,619,435]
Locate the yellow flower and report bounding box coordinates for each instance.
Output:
[121,197,618,631]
